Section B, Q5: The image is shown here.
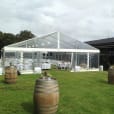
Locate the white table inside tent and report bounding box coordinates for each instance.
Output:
[58,62,70,70]
[75,66,81,71]
[0,67,2,75]
[41,63,51,70]
[34,67,42,74]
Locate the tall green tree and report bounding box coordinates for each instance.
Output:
[0,32,16,56]
[0,30,35,57]
[16,30,35,41]
[3,33,16,45]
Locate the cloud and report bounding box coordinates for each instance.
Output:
[0,0,114,41]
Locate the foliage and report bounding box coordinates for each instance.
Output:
[0,71,114,114]
[16,30,35,42]
[0,30,35,56]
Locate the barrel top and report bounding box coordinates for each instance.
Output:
[36,77,57,83]
[5,66,16,69]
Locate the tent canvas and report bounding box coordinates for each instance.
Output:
[1,32,100,74]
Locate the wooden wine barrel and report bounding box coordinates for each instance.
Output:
[33,77,59,114]
[108,66,114,84]
[4,66,17,84]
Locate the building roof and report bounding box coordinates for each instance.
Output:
[86,37,114,45]
[86,37,114,48]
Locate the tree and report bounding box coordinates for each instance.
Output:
[0,30,35,57]
[16,30,35,41]
[0,31,4,56]
[3,33,16,45]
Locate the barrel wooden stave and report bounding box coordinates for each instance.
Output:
[4,66,17,84]
[108,67,114,84]
[34,79,59,114]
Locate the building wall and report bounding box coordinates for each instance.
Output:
[86,42,114,70]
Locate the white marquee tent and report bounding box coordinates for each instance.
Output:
[1,32,100,74]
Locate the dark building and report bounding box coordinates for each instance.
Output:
[86,38,114,70]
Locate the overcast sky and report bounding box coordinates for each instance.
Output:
[0,0,114,41]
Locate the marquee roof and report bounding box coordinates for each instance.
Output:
[4,32,99,53]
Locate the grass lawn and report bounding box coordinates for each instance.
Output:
[0,70,114,114]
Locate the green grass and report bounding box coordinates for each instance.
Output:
[0,70,114,114]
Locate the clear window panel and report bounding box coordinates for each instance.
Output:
[77,52,87,68]
[89,53,99,68]
[4,52,16,66]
